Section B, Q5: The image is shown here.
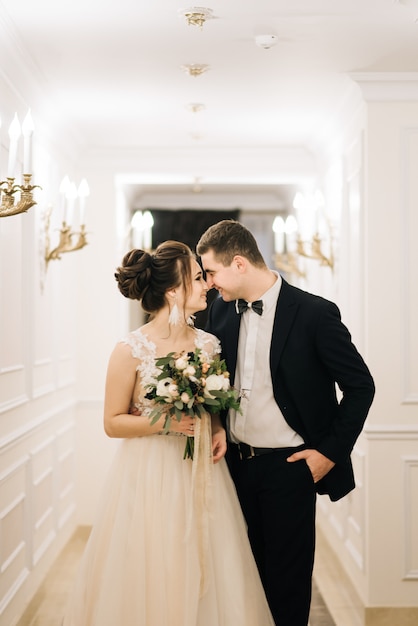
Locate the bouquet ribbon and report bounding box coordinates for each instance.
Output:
[186,410,213,597]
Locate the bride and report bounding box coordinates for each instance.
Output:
[62,240,274,626]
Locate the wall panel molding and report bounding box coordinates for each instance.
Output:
[0,403,75,452]
[0,455,30,618]
[0,394,28,415]
[403,456,418,579]
[363,425,418,440]
[0,364,27,414]
[32,358,55,399]
[400,127,418,404]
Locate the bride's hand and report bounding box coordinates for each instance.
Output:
[169,415,196,437]
[211,427,227,463]
[129,406,195,436]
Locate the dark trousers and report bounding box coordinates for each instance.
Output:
[228,444,316,626]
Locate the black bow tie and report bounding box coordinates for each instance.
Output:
[236,299,263,316]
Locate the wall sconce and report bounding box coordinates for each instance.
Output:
[272,189,334,277]
[293,190,334,270]
[0,111,40,218]
[131,210,154,251]
[44,176,90,266]
[272,215,306,278]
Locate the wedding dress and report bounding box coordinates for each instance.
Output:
[63,328,274,626]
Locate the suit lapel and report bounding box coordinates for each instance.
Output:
[224,304,241,382]
[270,279,299,374]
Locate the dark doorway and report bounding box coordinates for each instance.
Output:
[149,209,240,328]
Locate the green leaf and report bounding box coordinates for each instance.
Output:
[155,353,176,366]
[203,397,219,406]
[162,415,172,434]
[174,406,183,422]
[195,403,206,418]
[208,390,228,398]
[183,436,194,460]
[149,407,164,424]
[174,400,184,410]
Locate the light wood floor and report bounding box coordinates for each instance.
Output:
[15,526,352,626]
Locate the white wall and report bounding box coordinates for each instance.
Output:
[0,17,88,623]
[0,103,80,626]
[364,98,418,612]
[315,85,418,623]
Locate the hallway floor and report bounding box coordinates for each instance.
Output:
[15,526,357,626]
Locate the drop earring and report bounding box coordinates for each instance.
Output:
[168,297,180,326]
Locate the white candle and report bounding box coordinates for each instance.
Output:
[59,176,71,223]
[66,182,78,226]
[77,179,90,225]
[272,216,285,254]
[314,189,324,234]
[7,114,21,178]
[131,211,144,249]
[22,110,34,174]
[285,215,298,253]
[142,210,154,250]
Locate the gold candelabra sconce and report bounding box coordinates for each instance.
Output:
[44,176,90,267]
[272,215,306,279]
[0,174,40,217]
[272,190,334,277]
[0,111,41,218]
[296,233,334,269]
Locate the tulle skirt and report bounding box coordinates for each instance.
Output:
[63,432,274,626]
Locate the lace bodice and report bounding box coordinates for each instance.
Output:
[120,327,221,411]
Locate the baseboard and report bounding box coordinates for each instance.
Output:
[364,607,418,626]
[314,528,418,626]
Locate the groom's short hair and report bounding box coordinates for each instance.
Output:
[196,220,266,268]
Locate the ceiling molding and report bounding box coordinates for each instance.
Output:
[350,72,418,101]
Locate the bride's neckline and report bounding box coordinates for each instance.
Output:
[134,325,201,357]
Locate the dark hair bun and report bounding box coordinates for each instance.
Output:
[114,240,194,315]
[114,249,152,300]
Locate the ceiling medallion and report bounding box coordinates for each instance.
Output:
[186,102,206,113]
[181,64,210,77]
[179,7,213,29]
[190,132,204,141]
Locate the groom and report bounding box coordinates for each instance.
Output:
[196,220,375,626]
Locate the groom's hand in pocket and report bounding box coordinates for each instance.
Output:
[286,449,335,483]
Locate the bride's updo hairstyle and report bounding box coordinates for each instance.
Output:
[114,240,194,315]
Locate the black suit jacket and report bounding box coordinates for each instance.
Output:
[206,278,375,501]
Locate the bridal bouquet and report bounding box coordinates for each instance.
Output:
[145,348,240,459]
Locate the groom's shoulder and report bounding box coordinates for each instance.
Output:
[281,279,338,311]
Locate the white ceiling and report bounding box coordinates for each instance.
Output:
[1,0,418,198]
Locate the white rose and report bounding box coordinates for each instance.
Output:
[204,374,224,397]
[175,357,188,370]
[168,383,179,398]
[184,365,196,377]
[221,376,230,391]
[180,391,190,403]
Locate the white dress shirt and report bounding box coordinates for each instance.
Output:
[228,271,304,448]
